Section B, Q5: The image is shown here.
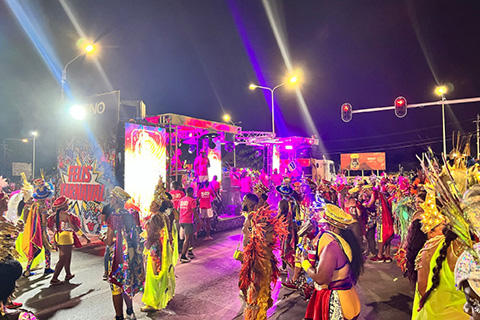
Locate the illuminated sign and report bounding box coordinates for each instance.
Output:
[340,152,386,171]
[124,123,167,218]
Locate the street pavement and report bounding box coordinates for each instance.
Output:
[15,229,413,320]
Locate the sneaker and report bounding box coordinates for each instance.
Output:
[187,251,195,259]
[180,256,191,263]
[44,268,55,275]
[383,256,393,263]
[370,256,384,263]
[281,280,297,290]
[103,273,108,281]
[126,312,136,319]
[204,236,213,240]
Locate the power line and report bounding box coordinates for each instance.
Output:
[322,116,478,144]
[326,130,477,154]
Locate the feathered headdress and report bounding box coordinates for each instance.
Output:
[418,140,476,255]
[152,176,168,206]
[419,192,446,234]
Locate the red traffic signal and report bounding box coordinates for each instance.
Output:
[394,96,407,118]
[341,103,352,122]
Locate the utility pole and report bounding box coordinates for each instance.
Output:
[475,114,480,159]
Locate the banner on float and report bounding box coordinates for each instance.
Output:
[340,152,386,171]
[57,91,120,234]
[124,123,167,219]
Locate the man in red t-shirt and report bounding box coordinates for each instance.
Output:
[198,181,214,240]
[194,150,210,183]
[178,187,202,263]
[169,180,185,211]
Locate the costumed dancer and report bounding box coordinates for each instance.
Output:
[238,193,288,320]
[47,196,90,285]
[298,204,364,320]
[142,177,178,312]
[453,166,480,319]
[21,178,55,277]
[276,183,297,273]
[413,144,475,320]
[253,181,270,210]
[1,188,30,316]
[105,187,145,320]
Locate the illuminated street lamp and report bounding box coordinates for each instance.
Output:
[435,86,448,155]
[249,76,298,135]
[61,43,96,101]
[31,131,38,179]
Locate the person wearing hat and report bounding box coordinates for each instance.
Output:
[298,204,364,320]
[344,187,363,247]
[276,183,298,273]
[105,187,144,320]
[253,181,270,210]
[141,178,178,313]
[21,178,55,277]
[47,196,90,285]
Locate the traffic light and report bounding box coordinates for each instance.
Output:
[394,96,407,118]
[341,103,352,122]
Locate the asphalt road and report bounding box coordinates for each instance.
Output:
[15,229,413,320]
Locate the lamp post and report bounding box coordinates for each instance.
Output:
[435,86,448,155]
[249,76,297,135]
[223,114,241,168]
[31,131,37,179]
[2,138,28,177]
[61,44,95,101]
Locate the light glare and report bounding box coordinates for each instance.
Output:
[289,76,298,83]
[223,114,231,122]
[22,139,28,143]
[85,44,94,53]
[435,86,447,96]
[70,104,86,120]
[31,131,38,137]
[249,84,257,90]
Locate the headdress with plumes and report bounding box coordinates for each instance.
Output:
[253,181,269,196]
[418,141,477,257]
[152,176,168,206]
[419,192,446,234]
[239,207,288,319]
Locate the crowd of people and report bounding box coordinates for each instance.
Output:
[1,145,480,320]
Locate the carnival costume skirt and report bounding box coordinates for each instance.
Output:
[305,288,360,320]
[55,231,74,246]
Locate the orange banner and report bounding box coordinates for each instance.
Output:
[340,152,386,171]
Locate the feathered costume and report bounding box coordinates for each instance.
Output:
[142,177,178,310]
[239,207,288,320]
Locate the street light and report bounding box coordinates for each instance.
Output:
[249,75,298,135]
[61,43,96,101]
[31,131,37,179]
[435,86,448,155]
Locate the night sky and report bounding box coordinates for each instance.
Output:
[1,0,479,174]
